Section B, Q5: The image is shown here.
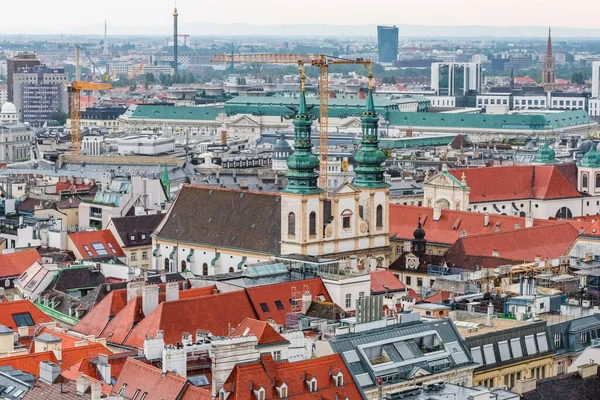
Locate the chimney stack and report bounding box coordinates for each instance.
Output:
[525,213,534,228]
[301,290,312,314]
[487,303,494,327]
[97,354,111,384]
[142,285,159,316]
[76,375,90,396]
[166,281,179,302]
[91,382,102,400]
[433,204,442,221]
[484,212,489,227]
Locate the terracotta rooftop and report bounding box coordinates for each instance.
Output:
[229,318,288,345]
[0,299,47,330]
[370,269,406,294]
[222,353,361,399]
[68,230,125,259]
[0,249,41,278]
[448,164,581,203]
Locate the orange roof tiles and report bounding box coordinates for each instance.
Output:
[123,290,257,348]
[0,249,41,278]
[68,230,125,259]
[229,318,288,345]
[446,222,582,264]
[73,290,128,338]
[0,300,47,330]
[245,278,332,325]
[421,290,452,304]
[370,270,406,294]
[222,353,362,400]
[112,358,210,400]
[448,164,581,203]
[389,204,558,246]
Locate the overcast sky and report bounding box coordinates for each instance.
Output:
[2,0,600,35]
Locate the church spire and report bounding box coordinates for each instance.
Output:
[283,68,322,194]
[542,27,556,93]
[161,165,171,198]
[352,70,389,188]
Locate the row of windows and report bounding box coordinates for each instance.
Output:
[581,172,600,189]
[287,206,383,236]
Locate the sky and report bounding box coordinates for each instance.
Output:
[2,0,600,35]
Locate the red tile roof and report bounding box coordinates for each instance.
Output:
[245,278,332,325]
[68,230,125,259]
[448,164,581,203]
[0,249,41,278]
[370,270,406,294]
[61,354,130,395]
[421,290,452,304]
[222,353,362,400]
[72,290,128,338]
[446,222,582,265]
[112,358,210,400]
[389,204,558,246]
[123,290,257,348]
[56,181,94,195]
[0,299,48,330]
[0,343,112,377]
[229,318,288,345]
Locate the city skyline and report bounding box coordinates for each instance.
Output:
[2,0,600,36]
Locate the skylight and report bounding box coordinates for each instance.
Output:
[92,242,109,256]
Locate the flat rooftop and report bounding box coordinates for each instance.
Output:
[450,310,530,338]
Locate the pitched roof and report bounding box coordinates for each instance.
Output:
[222,353,362,400]
[522,369,600,400]
[228,318,288,345]
[0,249,41,278]
[421,290,452,304]
[111,358,211,400]
[66,289,128,338]
[123,290,256,348]
[245,278,332,325]
[68,230,125,259]
[110,214,165,247]
[389,204,558,246]
[0,300,47,330]
[370,269,406,294]
[23,377,91,400]
[448,164,581,203]
[445,222,582,266]
[50,266,106,292]
[0,343,112,377]
[155,185,281,254]
[124,104,223,122]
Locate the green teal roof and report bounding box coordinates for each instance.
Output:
[124,105,223,121]
[385,110,594,130]
[534,142,558,164]
[580,145,600,168]
[358,135,469,149]
[224,95,398,118]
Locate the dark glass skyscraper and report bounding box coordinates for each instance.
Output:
[377,26,399,63]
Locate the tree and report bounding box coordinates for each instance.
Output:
[571,72,585,85]
[49,111,68,125]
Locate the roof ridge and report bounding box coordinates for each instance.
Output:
[182,184,280,197]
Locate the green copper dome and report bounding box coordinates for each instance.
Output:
[283,89,323,194]
[352,88,390,188]
[534,141,558,164]
[580,143,600,168]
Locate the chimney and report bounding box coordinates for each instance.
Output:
[514,223,521,230]
[433,204,442,221]
[492,250,499,257]
[182,332,192,346]
[349,255,358,272]
[240,179,249,189]
[519,276,524,296]
[97,354,111,384]
[166,281,179,302]
[143,330,164,361]
[18,326,29,339]
[39,361,61,384]
[525,214,534,228]
[577,363,598,379]
[512,378,536,394]
[0,326,14,354]
[487,303,494,327]
[118,384,127,400]
[126,281,145,302]
[196,329,208,343]
[221,130,228,146]
[484,212,489,227]
[162,344,187,378]
[91,382,102,400]
[142,285,159,316]
[76,375,91,396]
[301,290,312,314]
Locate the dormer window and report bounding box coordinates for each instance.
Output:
[333,371,344,387]
[306,377,317,392]
[277,383,288,399]
[253,387,265,400]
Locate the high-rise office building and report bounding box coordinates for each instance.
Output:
[13,65,69,126]
[431,62,482,96]
[377,26,399,63]
[7,52,40,102]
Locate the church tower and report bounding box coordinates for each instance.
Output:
[542,28,556,93]
[280,69,325,255]
[351,75,391,265]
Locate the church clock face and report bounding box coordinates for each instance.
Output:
[407,259,417,269]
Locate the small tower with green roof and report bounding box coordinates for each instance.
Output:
[161,165,171,199]
[533,140,558,164]
[578,143,600,193]
[280,67,325,256]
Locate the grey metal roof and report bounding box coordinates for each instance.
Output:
[0,325,13,334]
[34,333,61,343]
[0,367,33,399]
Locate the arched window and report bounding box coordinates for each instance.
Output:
[341,210,353,230]
[309,212,316,236]
[596,173,600,189]
[288,212,296,236]
[555,207,573,219]
[229,267,234,273]
[180,260,186,272]
[164,258,169,271]
[202,263,208,276]
[376,205,383,227]
[583,173,589,189]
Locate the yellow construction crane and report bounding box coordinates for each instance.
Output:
[67,81,112,155]
[210,54,372,192]
[128,62,145,80]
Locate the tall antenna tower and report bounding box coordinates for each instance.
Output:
[103,20,108,56]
